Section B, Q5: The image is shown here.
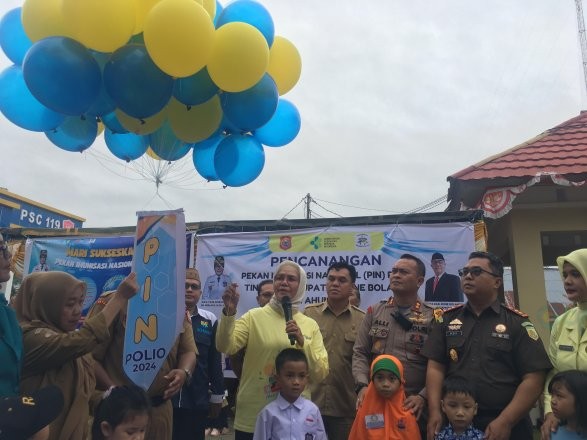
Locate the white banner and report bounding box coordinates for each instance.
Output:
[195,222,475,317]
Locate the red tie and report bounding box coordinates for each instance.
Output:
[433,276,439,293]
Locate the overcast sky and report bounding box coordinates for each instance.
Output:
[1,1,584,227]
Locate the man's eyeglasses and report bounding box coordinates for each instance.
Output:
[0,244,10,259]
[458,267,499,278]
[185,282,201,290]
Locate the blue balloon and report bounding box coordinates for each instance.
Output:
[45,115,98,152]
[101,111,128,134]
[214,134,265,187]
[216,0,274,46]
[0,8,32,65]
[221,74,278,132]
[23,37,101,115]
[0,65,65,131]
[173,68,218,106]
[104,44,173,119]
[254,99,301,147]
[214,1,224,27]
[85,51,116,117]
[219,114,243,135]
[105,128,148,161]
[193,135,224,181]
[149,122,192,161]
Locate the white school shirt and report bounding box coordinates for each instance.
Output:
[253,394,327,440]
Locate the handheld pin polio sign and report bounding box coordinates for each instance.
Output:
[123,209,186,390]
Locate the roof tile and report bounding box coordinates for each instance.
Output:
[451,112,587,180]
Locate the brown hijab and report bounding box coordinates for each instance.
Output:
[15,271,92,440]
[15,271,86,331]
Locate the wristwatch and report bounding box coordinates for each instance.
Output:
[354,382,368,394]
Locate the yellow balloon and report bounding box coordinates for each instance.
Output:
[208,22,269,92]
[132,0,163,35]
[61,0,136,53]
[167,96,221,143]
[116,108,167,135]
[146,147,162,160]
[144,0,215,78]
[22,0,68,41]
[202,0,216,19]
[97,121,105,136]
[267,36,302,95]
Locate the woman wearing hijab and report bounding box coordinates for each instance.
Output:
[216,260,329,440]
[349,354,421,440]
[14,271,138,440]
[0,232,21,397]
[541,248,587,440]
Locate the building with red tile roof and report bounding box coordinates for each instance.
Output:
[446,112,587,342]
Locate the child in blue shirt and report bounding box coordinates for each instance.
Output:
[254,348,326,440]
[435,377,484,440]
[549,370,587,440]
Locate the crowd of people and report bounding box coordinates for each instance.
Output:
[1,228,587,440]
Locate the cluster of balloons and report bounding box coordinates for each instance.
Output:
[0,0,302,187]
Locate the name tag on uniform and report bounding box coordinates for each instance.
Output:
[365,413,385,429]
[558,344,574,352]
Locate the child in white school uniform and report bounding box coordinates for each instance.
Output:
[253,348,326,440]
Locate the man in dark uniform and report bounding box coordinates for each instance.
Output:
[353,254,438,438]
[422,251,551,440]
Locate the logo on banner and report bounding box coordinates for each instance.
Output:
[279,236,292,250]
[310,236,321,249]
[62,219,75,229]
[355,233,370,248]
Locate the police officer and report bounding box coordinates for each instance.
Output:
[353,253,437,438]
[423,251,552,440]
[203,256,232,301]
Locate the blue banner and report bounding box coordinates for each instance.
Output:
[123,210,186,390]
[24,236,134,315]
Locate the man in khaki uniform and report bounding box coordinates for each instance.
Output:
[352,253,438,438]
[304,262,365,440]
[88,289,197,440]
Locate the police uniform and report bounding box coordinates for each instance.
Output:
[304,301,365,440]
[352,297,436,398]
[203,274,232,301]
[422,300,552,437]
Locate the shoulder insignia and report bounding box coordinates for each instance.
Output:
[433,308,444,323]
[521,322,539,340]
[503,304,528,318]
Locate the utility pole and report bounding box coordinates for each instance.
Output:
[576,0,587,94]
[305,193,312,219]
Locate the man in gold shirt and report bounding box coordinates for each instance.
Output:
[304,262,365,440]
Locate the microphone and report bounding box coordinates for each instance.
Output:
[281,296,295,345]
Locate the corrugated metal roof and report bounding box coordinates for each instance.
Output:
[450,112,587,181]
